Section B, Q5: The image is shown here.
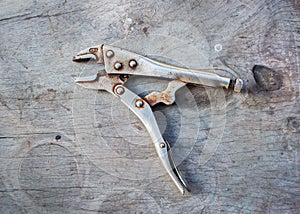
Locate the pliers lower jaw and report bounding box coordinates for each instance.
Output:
[74,70,190,194]
[73,44,243,194]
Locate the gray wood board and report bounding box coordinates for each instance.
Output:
[0,0,299,213]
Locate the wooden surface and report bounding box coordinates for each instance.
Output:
[0,0,299,213]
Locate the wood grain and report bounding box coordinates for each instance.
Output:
[0,0,299,213]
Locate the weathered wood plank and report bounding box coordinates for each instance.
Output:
[0,0,299,213]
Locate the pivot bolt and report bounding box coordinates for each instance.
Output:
[106,50,114,58]
[114,85,125,95]
[160,142,166,148]
[129,59,138,68]
[114,62,123,70]
[135,99,144,108]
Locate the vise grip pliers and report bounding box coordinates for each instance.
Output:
[73,44,243,194]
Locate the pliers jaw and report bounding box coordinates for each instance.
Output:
[74,73,102,90]
[72,44,104,64]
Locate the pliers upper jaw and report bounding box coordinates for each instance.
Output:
[72,44,104,64]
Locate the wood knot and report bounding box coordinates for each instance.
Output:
[287,117,300,133]
[252,65,283,91]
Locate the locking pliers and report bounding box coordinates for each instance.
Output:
[73,44,243,194]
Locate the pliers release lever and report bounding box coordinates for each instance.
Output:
[73,44,243,194]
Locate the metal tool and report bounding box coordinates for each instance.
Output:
[73,44,243,194]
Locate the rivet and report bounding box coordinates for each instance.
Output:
[89,48,98,53]
[160,142,166,148]
[114,62,122,70]
[135,99,144,108]
[129,59,138,68]
[114,85,125,95]
[106,50,114,58]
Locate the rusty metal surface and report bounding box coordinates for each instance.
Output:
[144,80,186,106]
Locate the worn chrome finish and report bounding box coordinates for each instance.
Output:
[73,43,244,194]
[74,74,189,194]
[102,45,239,89]
[115,87,190,194]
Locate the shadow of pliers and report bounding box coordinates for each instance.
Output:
[72,44,243,194]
